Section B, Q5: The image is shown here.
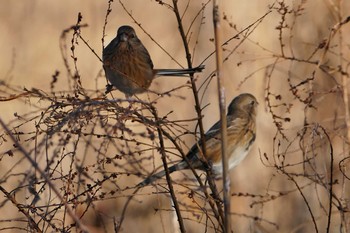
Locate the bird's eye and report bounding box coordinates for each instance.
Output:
[130,33,136,38]
[250,100,256,106]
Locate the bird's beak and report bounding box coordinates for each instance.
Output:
[120,33,128,42]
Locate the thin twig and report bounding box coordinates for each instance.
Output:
[318,126,334,233]
[172,0,225,229]
[0,185,43,233]
[151,106,186,233]
[102,0,114,50]
[114,187,141,232]
[118,0,184,68]
[0,117,90,233]
[283,172,319,233]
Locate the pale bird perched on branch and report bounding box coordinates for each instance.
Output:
[137,93,258,187]
[103,25,204,97]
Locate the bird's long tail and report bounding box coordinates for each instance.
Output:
[154,65,205,76]
[136,160,188,188]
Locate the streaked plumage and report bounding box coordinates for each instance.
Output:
[137,93,258,187]
[103,25,204,97]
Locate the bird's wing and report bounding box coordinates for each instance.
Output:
[102,38,119,62]
[185,117,224,161]
[136,39,154,70]
[186,115,247,164]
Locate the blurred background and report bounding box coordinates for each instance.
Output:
[0,0,349,232]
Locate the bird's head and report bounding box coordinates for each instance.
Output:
[227,93,258,116]
[116,25,138,42]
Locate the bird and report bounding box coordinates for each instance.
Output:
[137,93,258,187]
[103,25,205,97]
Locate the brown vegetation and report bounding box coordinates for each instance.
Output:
[0,0,349,232]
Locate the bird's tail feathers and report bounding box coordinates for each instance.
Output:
[136,160,188,188]
[155,65,205,77]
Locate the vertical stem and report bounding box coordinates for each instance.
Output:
[172,0,225,229]
[337,2,350,144]
[156,130,186,233]
[153,108,186,233]
[213,1,230,233]
[172,0,207,157]
[337,2,349,232]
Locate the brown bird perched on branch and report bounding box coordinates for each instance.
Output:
[103,25,204,97]
[137,93,258,187]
